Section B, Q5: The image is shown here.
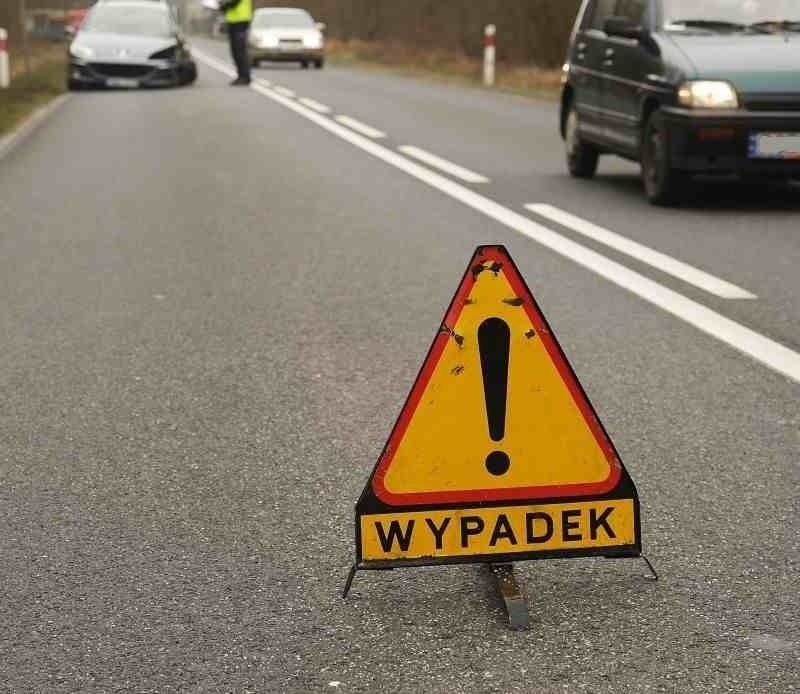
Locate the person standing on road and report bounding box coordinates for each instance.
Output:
[219,0,252,85]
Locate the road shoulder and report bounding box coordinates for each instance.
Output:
[0,93,71,160]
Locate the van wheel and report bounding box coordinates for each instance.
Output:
[300,61,309,69]
[314,59,324,69]
[641,110,687,206]
[565,103,599,178]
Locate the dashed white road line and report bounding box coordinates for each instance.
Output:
[193,49,800,384]
[299,97,332,114]
[525,204,756,300]
[335,115,386,139]
[399,145,490,184]
[273,86,296,98]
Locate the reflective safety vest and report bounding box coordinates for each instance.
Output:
[225,0,252,24]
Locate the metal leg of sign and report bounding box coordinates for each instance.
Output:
[641,554,659,582]
[605,554,658,582]
[342,564,358,599]
[603,553,659,582]
[490,563,530,631]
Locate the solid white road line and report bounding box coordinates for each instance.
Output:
[334,115,386,139]
[193,49,800,384]
[525,204,756,300]
[273,86,296,98]
[299,97,332,114]
[399,145,490,184]
[198,51,237,77]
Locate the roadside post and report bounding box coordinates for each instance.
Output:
[0,29,9,88]
[483,24,496,87]
[344,246,656,630]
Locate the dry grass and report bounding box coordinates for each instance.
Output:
[9,40,66,78]
[326,39,562,100]
[0,42,66,137]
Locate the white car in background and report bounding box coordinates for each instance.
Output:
[248,7,325,69]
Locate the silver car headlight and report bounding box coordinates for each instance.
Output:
[70,43,94,60]
[303,32,323,49]
[677,81,739,109]
[149,45,178,60]
[258,34,279,48]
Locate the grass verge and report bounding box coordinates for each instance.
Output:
[326,39,562,100]
[0,47,66,138]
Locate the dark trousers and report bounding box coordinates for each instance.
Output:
[227,21,251,81]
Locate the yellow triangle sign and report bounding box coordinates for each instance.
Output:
[355,246,640,567]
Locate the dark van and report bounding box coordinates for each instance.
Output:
[561,0,800,204]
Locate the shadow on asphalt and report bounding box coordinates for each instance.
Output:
[589,173,800,212]
[252,63,311,71]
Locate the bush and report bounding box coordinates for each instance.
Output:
[254,0,581,68]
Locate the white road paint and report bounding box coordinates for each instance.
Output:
[525,204,756,300]
[299,97,332,114]
[194,49,800,384]
[334,115,386,139]
[0,94,71,160]
[273,86,296,98]
[198,52,237,78]
[255,78,272,87]
[399,145,490,184]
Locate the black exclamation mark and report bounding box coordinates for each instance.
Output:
[478,317,511,476]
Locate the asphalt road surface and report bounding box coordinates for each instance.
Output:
[1,37,798,692]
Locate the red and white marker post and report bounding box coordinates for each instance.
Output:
[483,24,496,87]
[0,28,10,89]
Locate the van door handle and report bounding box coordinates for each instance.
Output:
[578,42,588,50]
[604,48,615,58]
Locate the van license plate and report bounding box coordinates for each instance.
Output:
[748,132,800,159]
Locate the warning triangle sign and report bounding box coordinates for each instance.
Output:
[355,246,640,568]
[372,245,621,505]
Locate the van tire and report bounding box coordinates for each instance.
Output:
[565,103,599,179]
[641,110,687,206]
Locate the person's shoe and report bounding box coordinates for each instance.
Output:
[230,77,250,86]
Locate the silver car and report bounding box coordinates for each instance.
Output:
[67,0,197,90]
[248,7,325,69]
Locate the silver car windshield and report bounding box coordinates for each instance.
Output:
[252,10,314,29]
[663,0,799,29]
[82,5,172,37]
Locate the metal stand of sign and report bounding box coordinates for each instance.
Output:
[640,554,659,581]
[490,563,530,631]
[603,553,659,581]
[342,565,358,599]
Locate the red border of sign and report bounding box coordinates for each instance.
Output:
[371,246,622,507]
